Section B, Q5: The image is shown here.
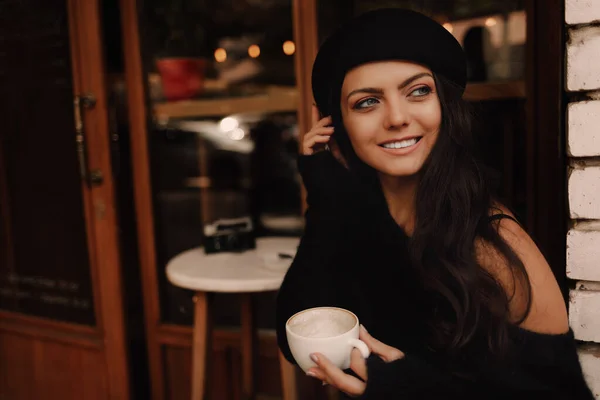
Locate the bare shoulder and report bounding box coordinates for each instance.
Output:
[477,206,569,334]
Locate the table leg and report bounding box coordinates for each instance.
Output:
[191,291,211,400]
[240,293,256,400]
[278,350,298,400]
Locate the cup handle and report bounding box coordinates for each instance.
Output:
[348,338,371,359]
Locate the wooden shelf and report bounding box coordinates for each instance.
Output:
[153,81,525,120]
[464,80,526,101]
[153,85,298,119]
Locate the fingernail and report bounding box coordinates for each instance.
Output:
[360,324,368,333]
[322,382,328,386]
[310,353,319,363]
[306,371,317,377]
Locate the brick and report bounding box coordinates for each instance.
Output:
[569,166,600,219]
[566,0,600,25]
[567,27,600,91]
[570,288,600,343]
[567,223,600,281]
[568,101,600,157]
[578,345,600,398]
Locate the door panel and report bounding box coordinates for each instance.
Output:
[0,330,108,400]
[0,0,130,398]
[0,0,94,325]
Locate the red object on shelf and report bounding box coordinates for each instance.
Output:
[156,58,207,101]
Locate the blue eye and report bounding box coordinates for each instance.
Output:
[410,86,432,97]
[354,97,379,109]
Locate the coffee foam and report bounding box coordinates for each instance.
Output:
[288,308,355,338]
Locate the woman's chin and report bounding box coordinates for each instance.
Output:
[369,161,423,178]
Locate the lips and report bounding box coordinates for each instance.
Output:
[378,137,422,149]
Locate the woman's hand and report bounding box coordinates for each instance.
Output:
[303,105,348,168]
[306,325,404,397]
[303,105,335,155]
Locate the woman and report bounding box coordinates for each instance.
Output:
[276,8,594,400]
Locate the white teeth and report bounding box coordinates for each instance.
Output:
[381,138,418,149]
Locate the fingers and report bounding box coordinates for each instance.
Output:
[307,353,366,397]
[309,126,335,138]
[304,132,333,148]
[304,106,334,155]
[315,116,333,129]
[350,348,368,381]
[359,325,404,363]
[302,127,334,155]
[311,105,333,128]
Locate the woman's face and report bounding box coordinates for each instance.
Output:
[340,61,442,178]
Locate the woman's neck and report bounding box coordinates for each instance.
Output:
[378,173,418,234]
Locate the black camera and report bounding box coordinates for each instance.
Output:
[203,217,256,254]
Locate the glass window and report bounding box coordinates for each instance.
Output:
[138,0,302,326]
[318,0,526,83]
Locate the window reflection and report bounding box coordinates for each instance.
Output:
[318,0,526,83]
[140,0,301,326]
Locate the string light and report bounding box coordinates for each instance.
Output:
[485,17,497,27]
[283,40,295,56]
[214,48,227,63]
[228,128,245,141]
[219,117,239,132]
[248,44,260,58]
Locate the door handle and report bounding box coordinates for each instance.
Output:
[73,94,103,186]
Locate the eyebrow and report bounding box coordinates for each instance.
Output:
[346,72,433,100]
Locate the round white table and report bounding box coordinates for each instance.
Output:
[166,237,300,400]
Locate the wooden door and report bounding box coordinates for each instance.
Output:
[0,0,130,398]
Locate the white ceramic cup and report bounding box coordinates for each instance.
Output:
[285,306,371,372]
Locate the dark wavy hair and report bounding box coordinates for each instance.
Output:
[329,73,532,361]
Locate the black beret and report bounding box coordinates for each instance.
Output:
[312,8,467,117]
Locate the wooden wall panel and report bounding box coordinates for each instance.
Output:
[0,331,108,400]
[162,345,232,400]
[162,345,192,400]
[159,329,329,400]
[161,343,275,399]
[0,332,35,400]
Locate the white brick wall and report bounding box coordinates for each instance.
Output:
[567,26,600,91]
[566,0,600,396]
[570,284,600,343]
[568,101,600,157]
[568,166,600,219]
[566,0,600,25]
[567,222,600,281]
[579,345,600,398]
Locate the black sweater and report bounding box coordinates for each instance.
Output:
[276,152,594,399]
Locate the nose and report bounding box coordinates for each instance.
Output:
[383,97,410,130]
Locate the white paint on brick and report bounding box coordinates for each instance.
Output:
[578,345,600,398]
[567,27,600,91]
[566,0,600,392]
[569,167,600,219]
[570,289,600,343]
[567,227,600,281]
[568,101,600,156]
[566,0,600,25]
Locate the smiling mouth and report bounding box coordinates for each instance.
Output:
[378,137,422,149]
